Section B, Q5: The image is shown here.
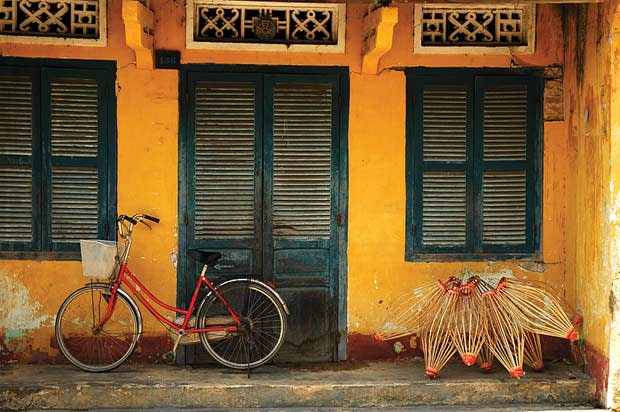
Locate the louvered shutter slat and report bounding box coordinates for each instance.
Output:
[50,79,100,242]
[273,84,332,240]
[483,171,526,244]
[0,77,32,157]
[51,79,99,157]
[194,83,256,239]
[423,86,467,161]
[483,86,527,161]
[52,167,99,241]
[422,171,466,246]
[0,166,32,242]
[0,76,33,243]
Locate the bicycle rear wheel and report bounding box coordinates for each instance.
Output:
[55,284,141,372]
[197,281,287,369]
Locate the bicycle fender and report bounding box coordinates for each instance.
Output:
[203,278,290,316]
[88,282,144,337]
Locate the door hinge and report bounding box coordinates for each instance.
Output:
[337,213,343,226]
[412,223,416,236]
[184,211,189,226]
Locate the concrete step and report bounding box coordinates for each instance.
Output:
[22,407,605,412]
[0,360,597,411]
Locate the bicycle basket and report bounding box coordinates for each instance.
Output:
[80,240,118,280]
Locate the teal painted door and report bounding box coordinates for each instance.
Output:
[182,70,344,362]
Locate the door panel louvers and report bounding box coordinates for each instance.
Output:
[483,171,526,245]
[52,167,99,241]
[0,75,33,243]
[51,79,99,157]
[423,86,467,162]
[483,86,527,161]
[422,171,466,246]
[194,83,256,239]
[273,84,332,240]
[50,78,100,242]
[0,77,32,156]
[0,166,32,242]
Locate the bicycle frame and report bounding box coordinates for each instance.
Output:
[94,263,241,335]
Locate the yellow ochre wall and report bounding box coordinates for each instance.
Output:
[0,0,575,363]
[563,1,620,405]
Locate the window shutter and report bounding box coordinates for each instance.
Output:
[272,84,332,240]
[0,75,34,244]
[419,84,469,248]
[481,83,528,246]
[50,78,100,243]
[193,83,256,239]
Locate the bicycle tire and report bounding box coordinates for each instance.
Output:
[197,280,287,369]
[55,284,141,372]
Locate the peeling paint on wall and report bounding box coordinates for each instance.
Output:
[0,272,51,332]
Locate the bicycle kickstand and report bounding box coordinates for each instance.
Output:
[164,334,183,364]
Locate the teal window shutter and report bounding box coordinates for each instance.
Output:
[272,83,333,240]
[406,70,542,260]
[192,81,257,240]
[413,81,472,253]
[0,60,116,257]
[476,77,536,253]
[0,70,37,250]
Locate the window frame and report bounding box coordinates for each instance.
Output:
[405,68,543,262]
[0,57,117,260]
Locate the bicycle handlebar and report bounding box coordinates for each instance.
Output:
[143,214,160,223]
[118,213,160,238]
[122,216,138,225]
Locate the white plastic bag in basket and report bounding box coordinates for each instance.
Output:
[80,240,118,280]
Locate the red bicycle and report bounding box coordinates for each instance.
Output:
[55,213,288,372]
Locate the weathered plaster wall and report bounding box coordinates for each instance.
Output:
[563,1,620,406]
[608,4,620,407]
[0,0,179,362]
[0,1,574,367]
[347,4,571,357]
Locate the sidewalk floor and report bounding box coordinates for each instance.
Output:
[0,358,598,411]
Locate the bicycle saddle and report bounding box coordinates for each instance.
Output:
[187,249,222,266]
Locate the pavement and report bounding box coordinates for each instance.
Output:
[16,408,607,412]
[0,359,599,411]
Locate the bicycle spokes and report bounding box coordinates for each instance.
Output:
[199,281,286,369]
[55,285,140,372]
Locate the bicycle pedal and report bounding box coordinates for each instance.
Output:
[162,351,176,364]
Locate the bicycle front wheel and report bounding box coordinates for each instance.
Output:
[198,281,287,369]
[55,284,141,372]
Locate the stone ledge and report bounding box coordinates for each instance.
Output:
[0,360,596,411]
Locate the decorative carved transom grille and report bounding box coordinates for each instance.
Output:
[187,0,345,52]
[0,0,103,41]
[414,4,535,53]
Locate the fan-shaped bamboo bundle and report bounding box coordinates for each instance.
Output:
[523,330,544,371]
[515,278,582,326]
[374,280,448,342]
[450,279,485,366]
[496,277,579,342]
[478,342,494,372]
[480,279,525,379]
[421,282,460,378]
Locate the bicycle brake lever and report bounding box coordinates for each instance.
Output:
[140,220,152,230]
